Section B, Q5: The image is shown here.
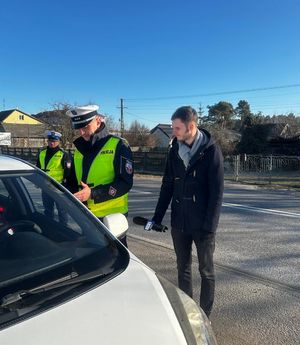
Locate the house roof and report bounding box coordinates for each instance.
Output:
[0,109,44,124]
[270,133,300,143]
[0,109,16,122]
[252,123,290,140]
[150,123,173,138]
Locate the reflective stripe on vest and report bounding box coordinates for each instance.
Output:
[39,149,64,183]
[74,137,128,217]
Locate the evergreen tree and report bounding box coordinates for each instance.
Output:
[206,101,235,129]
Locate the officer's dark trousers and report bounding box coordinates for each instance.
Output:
[171,228,215,317]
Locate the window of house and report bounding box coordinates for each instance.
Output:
[19,114,24,120]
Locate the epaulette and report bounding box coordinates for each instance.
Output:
[110,134,130,147]
[121,137,130,146]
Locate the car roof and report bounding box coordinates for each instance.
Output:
[0,155,34,171]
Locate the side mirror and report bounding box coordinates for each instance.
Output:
[102,213,128,239]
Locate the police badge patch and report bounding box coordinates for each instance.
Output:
[108,186,117,197]
[125,160,133,174]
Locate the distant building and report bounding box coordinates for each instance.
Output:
[150,124,173,148]
[238,122,299,154]
[255,123,292,140]
[0,133,11,146]
[0,109,47,147]
[269,133,300,155]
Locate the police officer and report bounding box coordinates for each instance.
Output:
[66,104,133,247]
[37,130,71,224]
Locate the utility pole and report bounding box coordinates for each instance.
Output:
[118,98,127,137]
[120,98,124,137]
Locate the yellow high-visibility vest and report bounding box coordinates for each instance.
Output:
[39,149,64,183]
[74,137,128,217]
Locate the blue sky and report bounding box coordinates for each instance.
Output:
[1,0,300,129]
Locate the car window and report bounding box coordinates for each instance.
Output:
[20,176,83,235]
[0,180,9,198]
[0,170,129,329]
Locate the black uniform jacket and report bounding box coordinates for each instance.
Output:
[152,129,224,234]
[66,124,134,204]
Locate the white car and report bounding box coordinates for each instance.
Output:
[0,155,217,345]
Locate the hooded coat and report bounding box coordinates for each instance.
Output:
[152,129,224,234]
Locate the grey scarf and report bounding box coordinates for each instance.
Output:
[178,129,207,168]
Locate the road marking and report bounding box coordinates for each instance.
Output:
[223,202,300,218]
[130,189,300,218]
[130,189,153,194]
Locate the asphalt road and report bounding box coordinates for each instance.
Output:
[126,177,300,345]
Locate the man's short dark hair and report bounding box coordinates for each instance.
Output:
[171,106,198,126]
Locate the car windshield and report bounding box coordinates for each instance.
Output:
[0,168,129,328]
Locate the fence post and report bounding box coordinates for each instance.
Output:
[143,152,148,173]
[234,155,240,182]
[268,155,273,184]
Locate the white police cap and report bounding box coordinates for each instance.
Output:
[66,104,100,129]
[44,130,62,141]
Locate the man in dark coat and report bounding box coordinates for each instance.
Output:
[151,106,224,317]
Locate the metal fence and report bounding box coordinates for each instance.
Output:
[0,147,169,174]
[224,154,300,187]
[0,147,42,164]
[1,147,300,187]
[132,151,167,174]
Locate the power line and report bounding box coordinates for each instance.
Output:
[250,102,300,108]
[125,83,300,102]
[125,111,155,123]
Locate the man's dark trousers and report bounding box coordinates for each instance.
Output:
[171,228,215,317]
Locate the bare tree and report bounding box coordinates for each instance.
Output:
[35,102,74,148]
[123,120,155,147]
[103,114,120,134]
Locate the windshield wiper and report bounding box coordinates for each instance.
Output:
[0,272,78,308]
[0,268,112,309]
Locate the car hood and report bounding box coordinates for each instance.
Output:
[0,255,187,345]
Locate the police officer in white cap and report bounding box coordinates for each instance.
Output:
[66,104,133,247]
[37,130,71,224]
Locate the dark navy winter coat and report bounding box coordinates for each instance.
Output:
[153,129,224,234]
